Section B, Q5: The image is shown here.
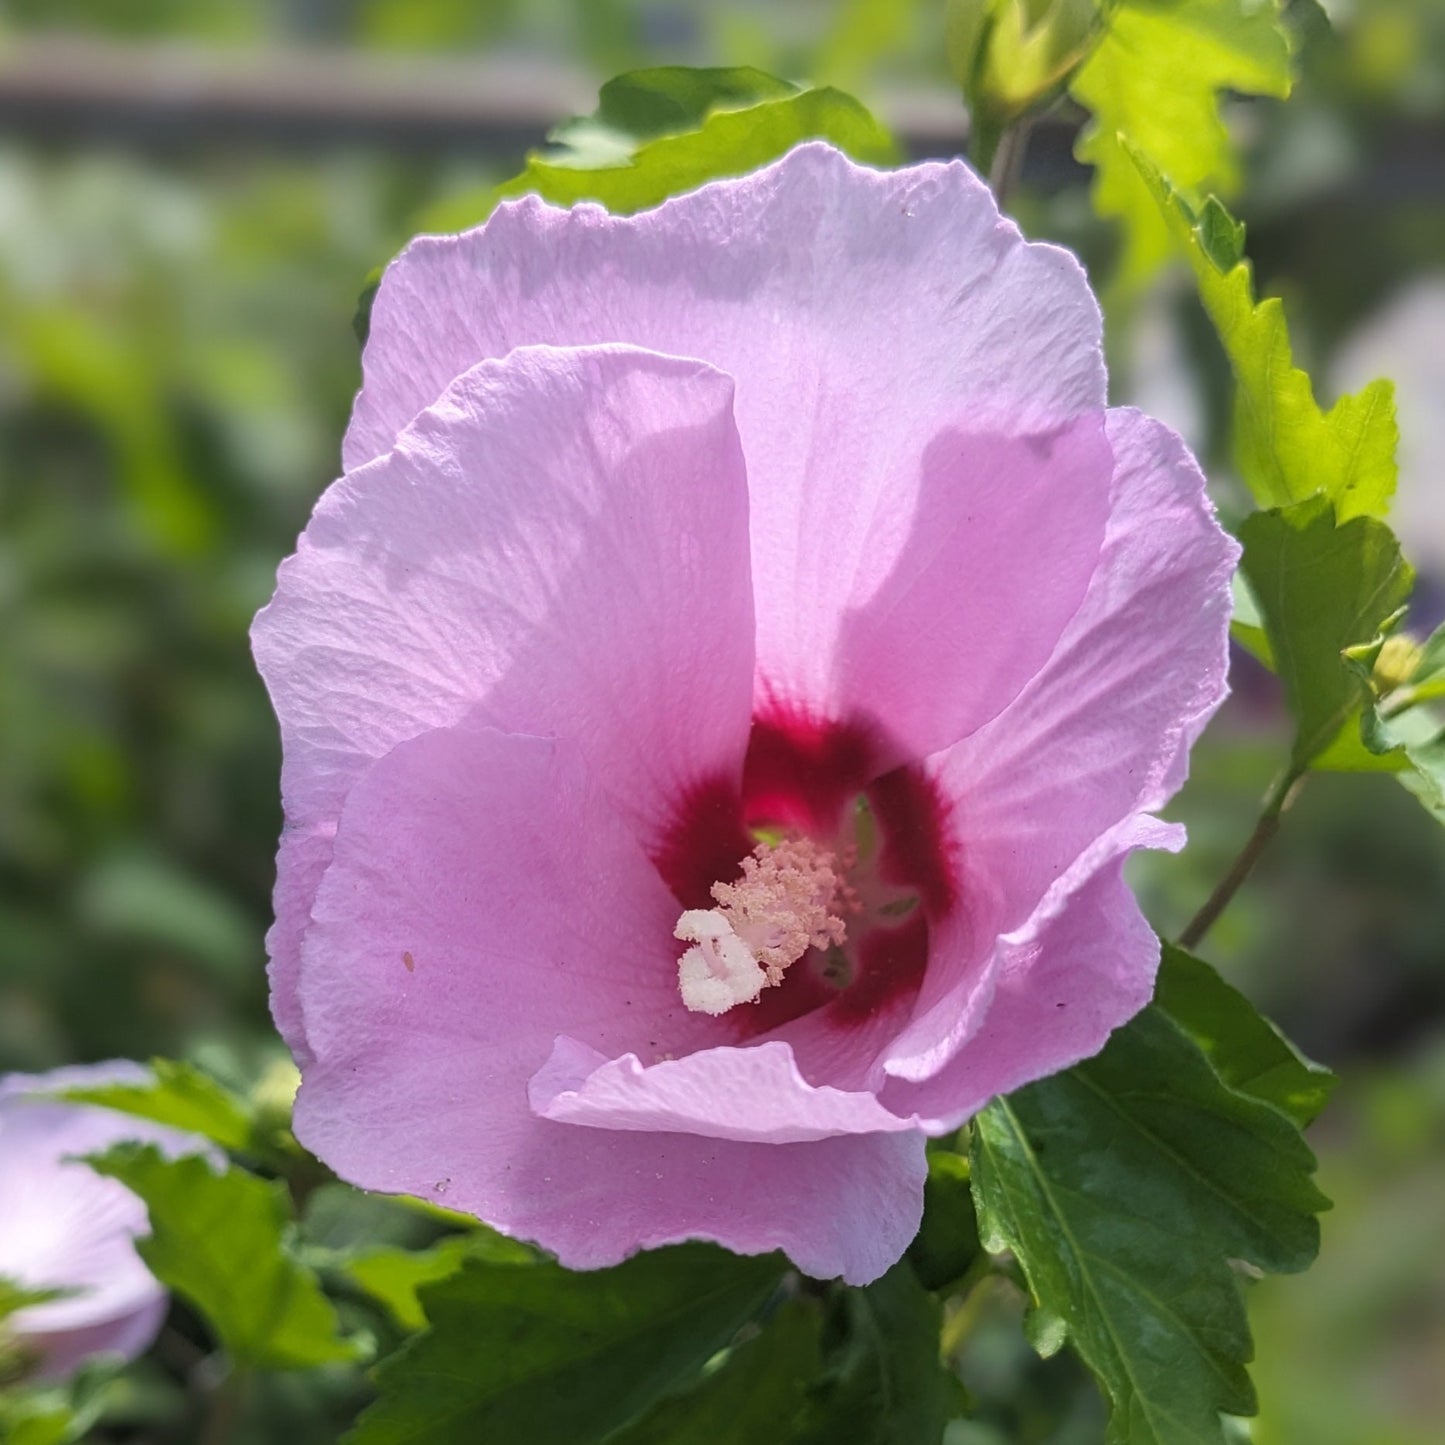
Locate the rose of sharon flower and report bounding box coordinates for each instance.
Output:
[255,143,1236,1285]
[0,1063,194,1382]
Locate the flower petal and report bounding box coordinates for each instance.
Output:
[296,723,704,1074]
[348,144,1108,754]
[828,414,1114,761]
[884,409,1236,1078]
[19,1297,169,1386]
[349,144,1104,470]
[294,722,922,1284]
[933,411,1235,923]
[881,817,1177,1129]
[0,1063,201,1381]
[531,1037,918,1144]
[255,346,755,1057]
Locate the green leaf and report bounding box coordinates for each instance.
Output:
[0,1279,70,1321]
[0,1362,118,1445]
[0,1398,88,1445]
[299,1178,511,1256]
[607,1297,826,1445]
[1229,571,1273,668]
[0,1405,79,1445]
[349,1245,786,1444]
[609,1264,956,1445]
[794,1263,956,1445]
[416,66,897,234]
[86,1144,358,1370]
[543,66,798,162]
[341,1232,532,1333]
[1390,728,1445,822]
[60,1058,258,1155]
[1311,713,1410,774]
[971,1004,1328,1445]
[1239,497,1413,767]
[1155,943,1335,1126]
[340,1240,476,1333]
[907,1150,982,1291]
[1071,0,1291,283]
[1132,153,1399,520]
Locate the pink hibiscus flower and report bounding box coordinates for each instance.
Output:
[254,143,1236,1285]
[0,1063,196,1382]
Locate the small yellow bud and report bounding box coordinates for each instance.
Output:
[1373,634,1424,694]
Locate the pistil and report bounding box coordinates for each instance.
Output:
[675,837,856,1016]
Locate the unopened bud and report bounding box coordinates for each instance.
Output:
[946,0,994,94]
[947,0,1104,130]
[1373,633,1424,694]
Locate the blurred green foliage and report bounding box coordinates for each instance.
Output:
[0,0,1441,1441]
[0,146,438,1075]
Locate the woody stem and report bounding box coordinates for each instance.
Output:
[1178,765,1307,952]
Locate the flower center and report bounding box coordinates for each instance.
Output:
[654,709,957,1033]
[675,837,858,1016]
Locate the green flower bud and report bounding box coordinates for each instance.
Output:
[947,0,1106,131]
[945,0,995,93]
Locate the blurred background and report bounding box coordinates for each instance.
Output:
[0,2,1440,1441]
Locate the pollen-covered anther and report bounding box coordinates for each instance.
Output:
[675,838,857,1016]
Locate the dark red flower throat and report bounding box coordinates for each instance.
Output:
[654,708,956,1034]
